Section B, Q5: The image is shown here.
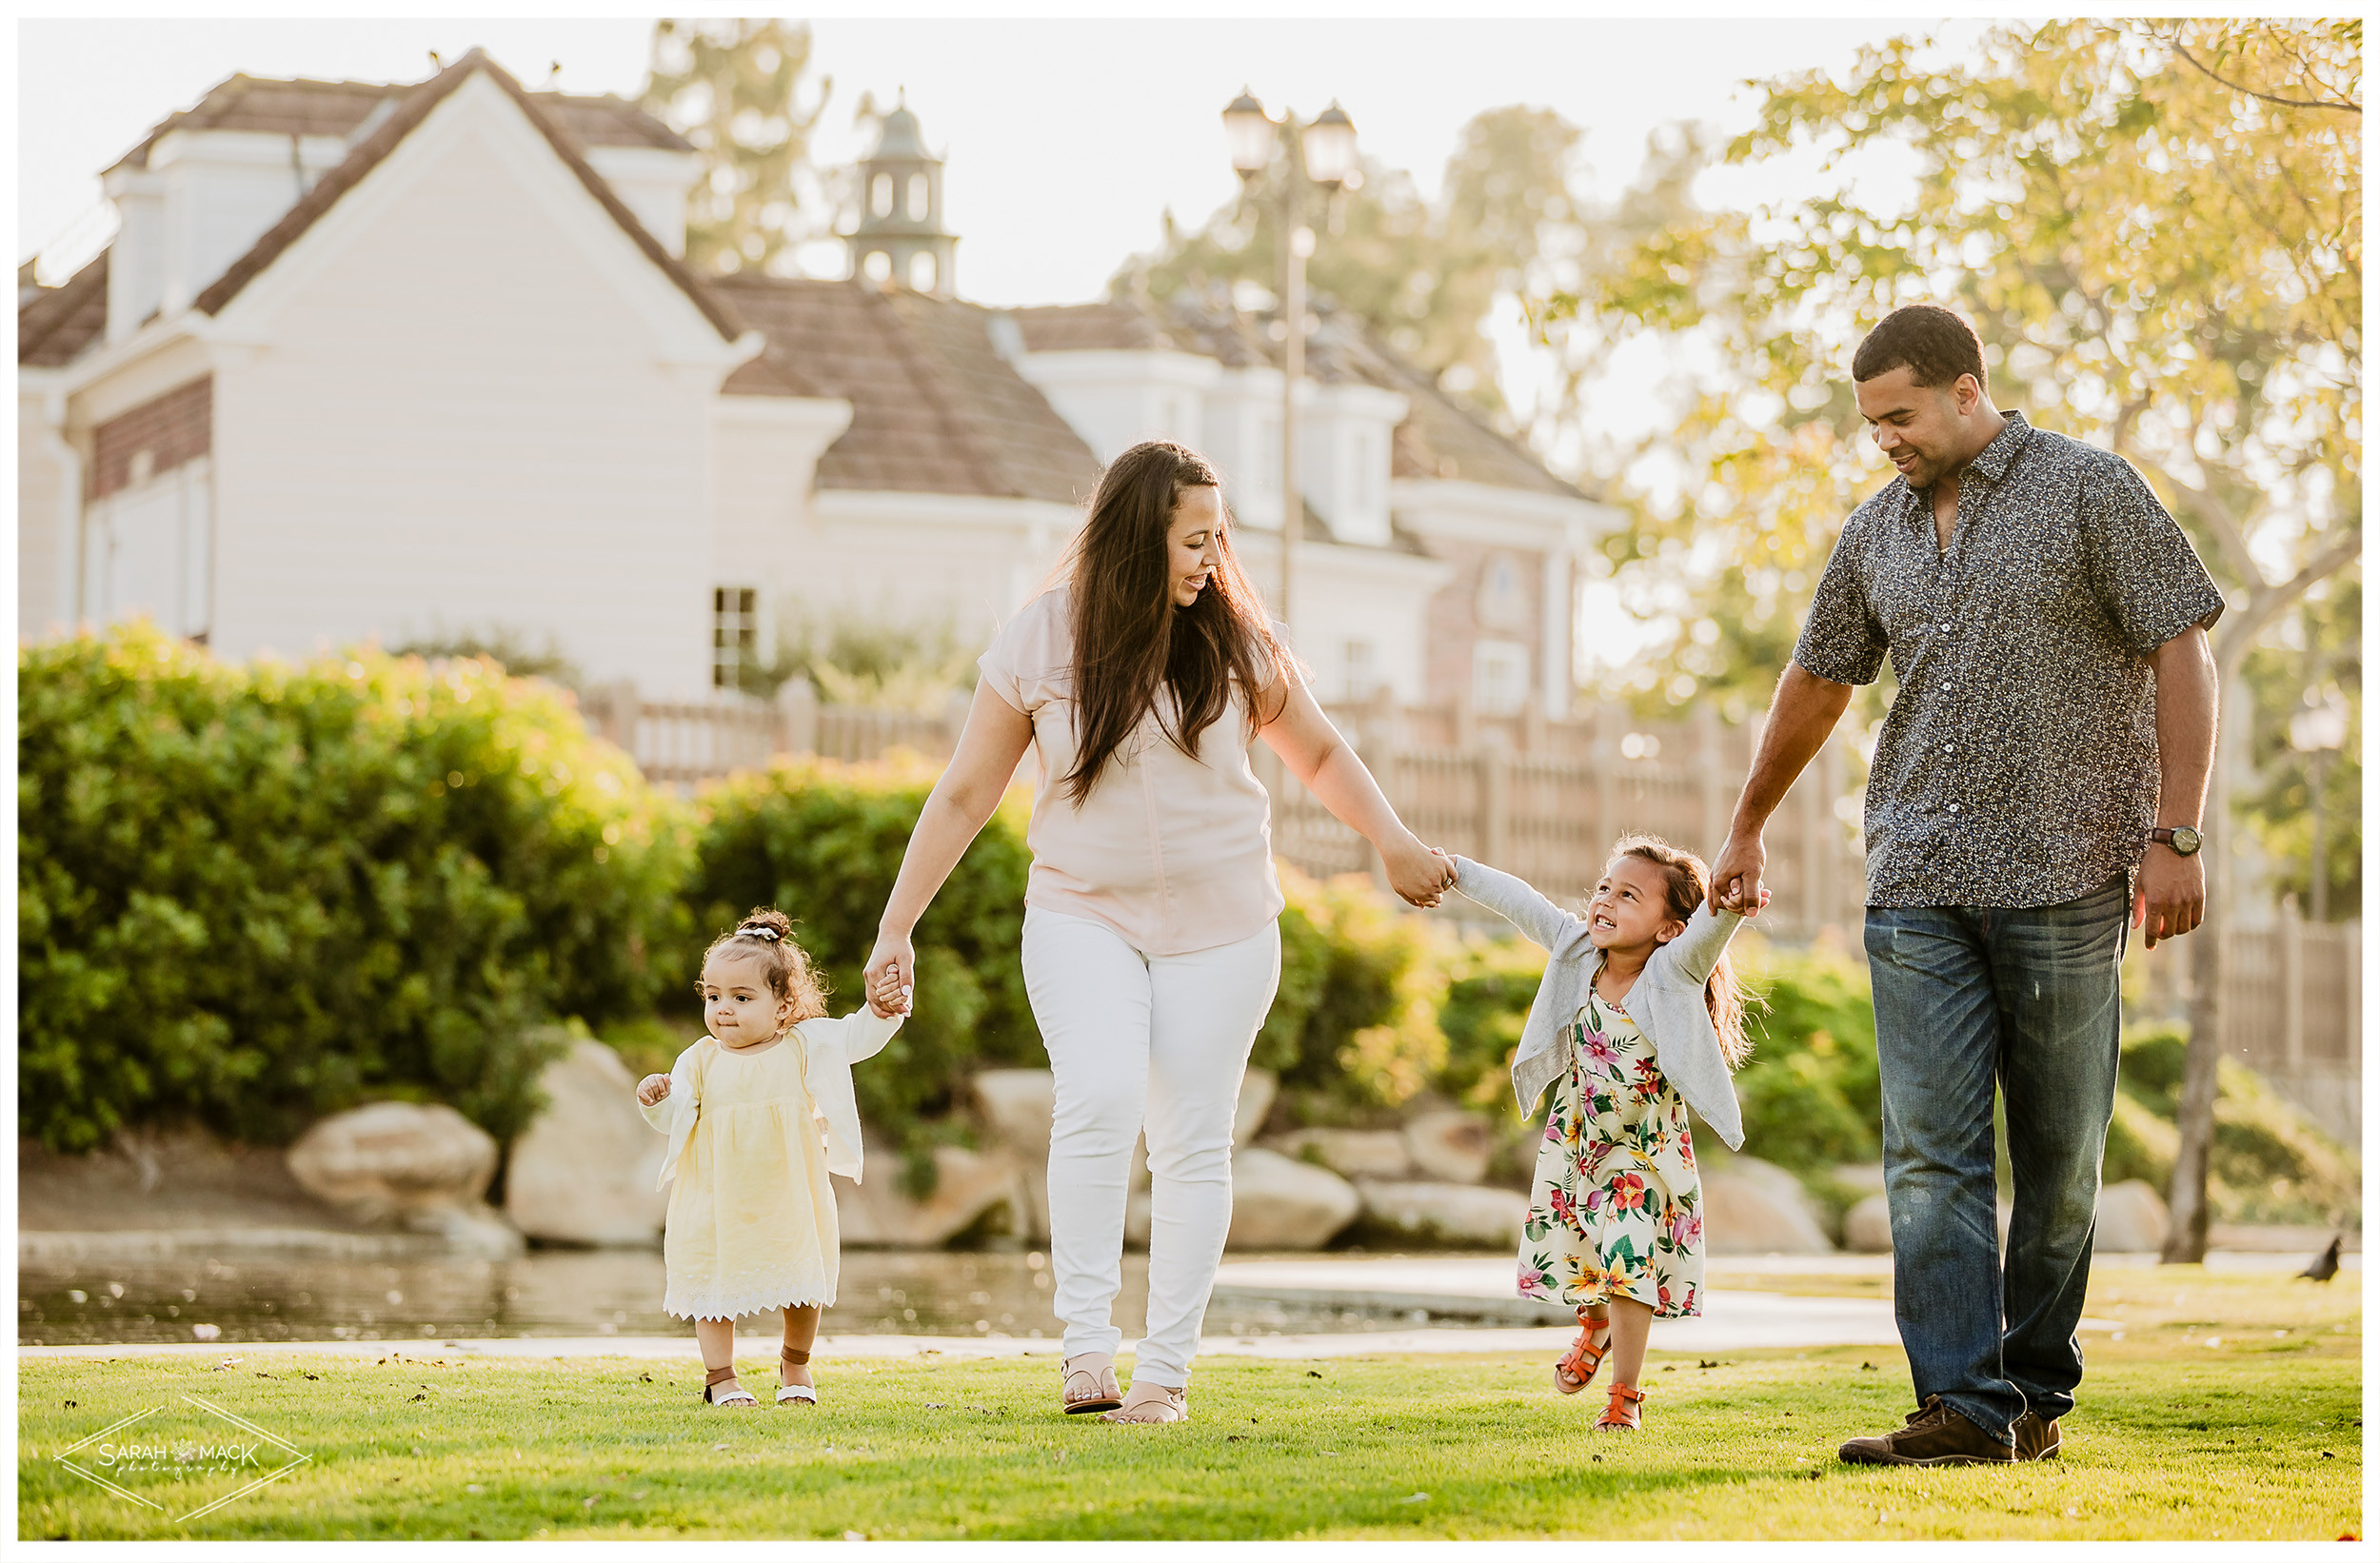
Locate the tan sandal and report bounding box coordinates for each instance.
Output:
[1554,1309,1611,1395]
[1595,1382,1645,1432]
[1061,1351,1121,1415]
[701,1365,756,1407]
[777,1345,816,1406]
[1100,1377,1188,1424]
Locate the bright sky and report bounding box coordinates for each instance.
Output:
[19,15,1957,304]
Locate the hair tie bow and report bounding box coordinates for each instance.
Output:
[736,923,783,941]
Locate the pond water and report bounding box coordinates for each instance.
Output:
[17,1249,1447,1348]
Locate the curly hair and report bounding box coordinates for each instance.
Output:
[696,906,828,1024]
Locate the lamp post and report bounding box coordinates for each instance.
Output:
[1223,90,1358,631]
[2288,694,2349,921]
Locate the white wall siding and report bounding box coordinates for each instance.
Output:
[17,389,71,639]
[205,89,731,695]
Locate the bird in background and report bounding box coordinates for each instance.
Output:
[2297,1235,2342,1283]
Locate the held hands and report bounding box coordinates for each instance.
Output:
[2133,843,2206,949]
[1380,833,1455,908]
[1707,833,1767,916]
[636,1073,670,1107]
[863,930,916,1017]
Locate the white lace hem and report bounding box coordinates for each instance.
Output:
[664,1281,837,1321]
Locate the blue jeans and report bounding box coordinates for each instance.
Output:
[1864,875,2129,1442]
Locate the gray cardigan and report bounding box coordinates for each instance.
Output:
[1450,855,1747,1151]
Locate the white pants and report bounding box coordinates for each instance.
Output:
[1020,905,1281,1388]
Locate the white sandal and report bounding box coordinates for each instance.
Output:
[701,1366,757,1407]
[777,1345,817,1406]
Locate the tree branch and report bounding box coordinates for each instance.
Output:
[2166,34,2363,113]
[2212,528,2366,663]
[2117,441,2263,587]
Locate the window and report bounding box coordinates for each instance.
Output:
[713,586,759,691]
[909,251,937,292]
[1473,639,1529,716]
[1342,640,1378,701]
[871,173,893,218]
[863,249,893,283]
[907,173,930,221]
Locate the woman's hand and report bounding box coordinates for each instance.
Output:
[863,929,916,1016]
[636,1073,670,1108]
[1379,832,1454,908]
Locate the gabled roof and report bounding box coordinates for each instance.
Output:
[1011,294,1590,502]
[717,276,1102,505]
[186,50,740,345]
[106,70,686,174]
[18,251,108,367]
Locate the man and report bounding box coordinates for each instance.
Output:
[1708,304,2222,1466]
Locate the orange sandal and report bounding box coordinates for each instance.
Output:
[1553,1311,1611,1395]
[1595,1382,1645,1432]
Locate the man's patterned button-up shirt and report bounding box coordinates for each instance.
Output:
[1793,411,2226,909]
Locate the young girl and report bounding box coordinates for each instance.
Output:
[636,909,907,1409]
[1440,837,1760,1434]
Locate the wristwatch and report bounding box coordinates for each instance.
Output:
[2148,825,2203,856]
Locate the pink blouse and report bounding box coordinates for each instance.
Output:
[976,586,1287,956]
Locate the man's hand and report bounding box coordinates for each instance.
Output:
[636,1073,670,1108]
[1707,832,1768,915]
[2133,844,2206,949]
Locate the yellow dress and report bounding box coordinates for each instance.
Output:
[660,1033,842,1321]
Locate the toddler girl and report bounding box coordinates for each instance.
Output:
[1440,837,1758,1433]
[636,908,907,1408]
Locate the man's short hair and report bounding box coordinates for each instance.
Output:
[1853,304,1988,392]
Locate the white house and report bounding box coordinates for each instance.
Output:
[20,50,1618,713]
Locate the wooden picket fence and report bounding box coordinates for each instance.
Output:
[576,679,2359,1136]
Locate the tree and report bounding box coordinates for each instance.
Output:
[638,18,830,276]
[1544,20,2360,1259]
[1115,105,1591,421]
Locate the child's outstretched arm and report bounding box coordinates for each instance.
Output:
[1660,897,1760,987]
[1443,853,1588,953]
[840,981,909,1066]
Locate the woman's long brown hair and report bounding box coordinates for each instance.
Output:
[1057,440,1292,806]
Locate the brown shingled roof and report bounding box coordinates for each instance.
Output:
[188,49,740,344]
[18,251,109,367]
[717,276,1101,505]
[1021,293,1586,501]
[107,71,686,174]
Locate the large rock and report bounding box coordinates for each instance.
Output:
[837,1144,1029,1248]
[505,1040,668,1246]
[973,1069,1056,1153]
[2095,1178,2171,1253]
[1131,1149,1360,1251]
[973,1069,1057,1241]
[1843,1191,1894,1253]
[1701,1156,1835,1255]
[288,1100,498,1220]
[1234,1068,1279,1142]
[1403,1109,1494,1184]
[1226,1147,1359,1250]
[1269,1128,1413,1179]
[1354,1179,1526,1249]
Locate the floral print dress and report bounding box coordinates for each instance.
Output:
[1517,984,1704,1317]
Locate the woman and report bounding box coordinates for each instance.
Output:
[863,440,1450,1424]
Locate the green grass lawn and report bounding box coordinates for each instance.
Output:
[19,1268,2361,1541]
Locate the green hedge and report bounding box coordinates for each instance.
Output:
[18,626,686,1152]
[681,754,1040,1192]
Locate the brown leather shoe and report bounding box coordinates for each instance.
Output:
[1837,1395,2014,1466]
[2013,1409,2060,1461]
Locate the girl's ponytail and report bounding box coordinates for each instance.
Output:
[1612,834,1755,1070]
